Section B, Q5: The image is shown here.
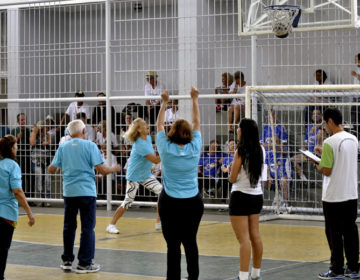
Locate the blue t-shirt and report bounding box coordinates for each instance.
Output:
[305,124,320,153]
[51,138,103,197]
[126,135,154,182]
[0,158,22,222]
[198,152,223,178]
[222,154,234,169]
[260,124,288,164]
[156,130,202,198]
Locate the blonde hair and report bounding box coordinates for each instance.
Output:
[124,118,144,143]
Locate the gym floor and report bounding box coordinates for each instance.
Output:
[5,205,339,280]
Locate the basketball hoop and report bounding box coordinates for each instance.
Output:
[264,5,301,38]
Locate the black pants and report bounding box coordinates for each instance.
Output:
[323,199,359,274]
[0,219,15,280]
[158,190,204,280]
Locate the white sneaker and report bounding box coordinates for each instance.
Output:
[155,222,162,231]
[106,224,119,234]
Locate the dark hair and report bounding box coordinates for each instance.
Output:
[234,71,245,82]
[17,113,25,122]
[357,53,360,60]
[97,92,105,96]
[0,135,17,161]
[76,112,87,120]
[237,119,263,187]
[315,69,328,82]
[167,119,193,145]
[323,107,342,126]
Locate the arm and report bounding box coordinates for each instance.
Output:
[13,188,35,226]
[95,162,121,176]
[48,165,58,174]
[157,90,169,132]
[228,152,242,183]
[191,87,200,131]
[316,165,332,176]
[145,153,161,164]
[29,125,38,147]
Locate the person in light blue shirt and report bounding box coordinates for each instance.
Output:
[0,134,35,280]
[106,118,162,235]
[156,88,204,280]
[48,120,120,274]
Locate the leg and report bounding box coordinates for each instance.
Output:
[230,216,251,272]
[227,105,234,131]
[280,177,289,203]
[234,104,240,124]
[248,214,263,269]
[62,197,78,263]
[290,154,305,178]
[142,176,163,224]
[78,197,96,266]
[0,219,15,280]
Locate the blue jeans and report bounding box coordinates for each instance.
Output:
[62,196,96,266]
[31,161,51,198]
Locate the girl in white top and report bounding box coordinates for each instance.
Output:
[228,118,264,280]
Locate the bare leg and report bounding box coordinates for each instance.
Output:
[234,105,240,124]
[110,206,126,225]
[230,216,251,272]
[249,214,263,269]
[228,105,234,131]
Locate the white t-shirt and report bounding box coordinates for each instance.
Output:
[96,132,119,147]
[59,135,72,145]
[165,108,179,125]
[85,125,95,142]
[65,102,91,121]
[228,82,245,105]
[101,151,118,180]
[353,68,360,84]
[144,82,165,105]
[319,131,358,202]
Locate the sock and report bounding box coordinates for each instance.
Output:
[251,267,261,278]
[239,271,249,280]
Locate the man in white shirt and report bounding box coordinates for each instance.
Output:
[60,90,91,127]
[144,71,165,131]
[315,108,359,280]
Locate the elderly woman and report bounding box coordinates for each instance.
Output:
[156,88,203,280]
[0,135,35,280]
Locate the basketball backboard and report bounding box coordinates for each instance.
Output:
[238,0,360,36]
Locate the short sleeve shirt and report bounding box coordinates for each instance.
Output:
[156,130,202,198]
[65,102,91,121]
[144,82,165,105]
[126,135,154,182]
[51,138,103,197]
[0,158,22,222]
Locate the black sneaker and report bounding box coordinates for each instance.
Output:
[318,269,345,279]
[344,267,360,279]
[60,261,72,272]
[75,263,101,274]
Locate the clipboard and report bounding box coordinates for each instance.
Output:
[299,149,321,164]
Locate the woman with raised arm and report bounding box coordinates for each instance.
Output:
[0,135,35,280]
[106,118,162,234]
[228,119,265,280]
[156,88,203,280]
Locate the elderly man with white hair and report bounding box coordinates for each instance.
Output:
[48,120,120,274]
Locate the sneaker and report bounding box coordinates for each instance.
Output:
[75,263,101,274]
[318,269,345,279]
[249,276,262,280]
[60,261,72,272]
[344,267,360,279]
[106,224,119,234]
[155,222,162,231]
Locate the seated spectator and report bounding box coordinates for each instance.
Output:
[260,110,292,206]
[96,120,119,155]
[217,138,236,199]
[215,72,233,111]
[92,92,115,132]
[164,99,179,130]
[291,108,326,181]
[351,53,360,84]
[228,71,246,133]
[29,120,51,206]
[76,112,95,142]
[198,140,223,198]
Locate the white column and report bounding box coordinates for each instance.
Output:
[7,8,20,127]
[178,0,197,122]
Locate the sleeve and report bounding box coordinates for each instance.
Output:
[156,130,167,155]
[319,142,334,168]
[65,102,73,115]
[51,146,63,168]
[192,130,202,154]
[279,125,288,143]
[10,162,22,190]
[136,137,153,157]
[90,142,105,167]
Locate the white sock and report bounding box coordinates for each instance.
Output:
[251,267,261,278]
[239,271,249,280]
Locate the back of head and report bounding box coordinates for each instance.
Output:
[238,118,263,186]
[234,71,245,83]
[67,120,85,137]
[167,119,193,145]
[323,107,342,126]
[124,118,143,143]
[0,134,17,160]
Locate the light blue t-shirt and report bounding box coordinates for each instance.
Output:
[156,130,202,198]
[51,138,103,197]
[126,135,154,182]
[0,158,22,222]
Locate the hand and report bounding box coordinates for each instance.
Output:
[17,132,22,140]
[28,213,35,227]
[161,90,170,103]
[351,71,357,77]
[112,163,121,173]
[314,145,322,156]
[32,124,39,134]
[42,141,49,146]
[190,87,199,99]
